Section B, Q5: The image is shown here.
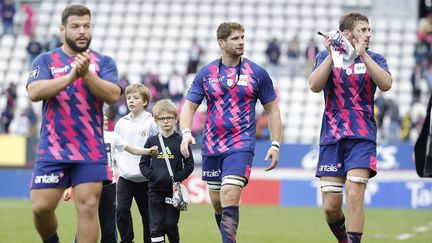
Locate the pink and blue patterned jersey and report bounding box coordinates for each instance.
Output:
[186,58,277,156]
[27,48,119,164]
[313,50,391,145]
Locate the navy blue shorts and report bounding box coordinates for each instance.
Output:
[30,162,111,189]
[202,151,253,183]
[316,139,377,178]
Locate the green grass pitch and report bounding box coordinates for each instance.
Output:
[1,199,431,242]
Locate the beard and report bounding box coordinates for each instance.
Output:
[65,35,92,53]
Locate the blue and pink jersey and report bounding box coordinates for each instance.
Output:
[186,58,277,156]
[27,47,119,164]
[313,50,391,145]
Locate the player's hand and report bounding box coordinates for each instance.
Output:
[63,187,72,201]
[352,33,367,57]
[149,146,158,155]
[180,133,195,158]
[264,147,279,171]
[74,49,90,77]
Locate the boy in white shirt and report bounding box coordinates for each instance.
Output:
[115,83,159,243]
[64,113,158,243]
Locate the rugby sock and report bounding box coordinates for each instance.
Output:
[215,213,222,230]
[220,206,239,243]
[347,232,363,243]
[328,216,348,243]
[43,233,59,243]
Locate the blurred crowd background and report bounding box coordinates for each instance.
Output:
[0,0,428,145]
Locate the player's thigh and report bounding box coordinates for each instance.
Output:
[344,139,377,177]
[73,182,103,214]
[70,163,110,187]
[30,188,64,213]
[320,176,345,210]
[221,151,254,182]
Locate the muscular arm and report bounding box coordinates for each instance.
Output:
[360,53,392,91]
[262,100,282,171]
[179,100,200,157]
[27,69,78,102]
[308,55,333,93]
[82,71,121,104]
[263,100,282,143]
[76,50,121,104]
[180,100,200,130]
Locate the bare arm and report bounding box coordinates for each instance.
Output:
[308,35,332,93]
[359,52,392,91]
[263,100,282,171]
[353,35,392,92]
[27,68,78,102]
[76,51,121,104]
[124,145,158,156]
[179,100,200,157]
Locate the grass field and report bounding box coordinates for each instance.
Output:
[1,199,431,243]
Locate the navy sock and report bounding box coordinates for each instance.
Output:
[328,216,348,243]
[43,233,59,243]
[215,213,222,230]
[347,232,363,243]
[220,206,239,243]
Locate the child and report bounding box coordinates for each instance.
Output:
[115,83,159,243]
[63,113,158,243]
[140,99,194,243]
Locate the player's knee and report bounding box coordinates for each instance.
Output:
[31,201,54,217]
[320,180,344,193]
[207,181,222,192]
[346,175,368,185]
[221,175,246,189]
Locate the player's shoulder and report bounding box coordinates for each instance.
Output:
[366,50,385,60]
[243,57,266,73]
[90,49,115,63]
[317,50,330,58]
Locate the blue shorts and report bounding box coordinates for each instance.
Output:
[202,151,253,184]
[30,162,111,189]
[316,139,377,178]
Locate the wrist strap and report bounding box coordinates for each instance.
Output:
[182,128,192,136]
[158,133,174,182]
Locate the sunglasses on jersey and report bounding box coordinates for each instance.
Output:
[156,116,175,122]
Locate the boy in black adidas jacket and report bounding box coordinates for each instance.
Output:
[139,99,194,243]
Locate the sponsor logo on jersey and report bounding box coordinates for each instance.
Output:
[354,63,366,74]
[29,66,39,78]
[319,164,338,172]
[202,169,221,178]
[50,65,71,75]
[34,173,60,184]
[237,75,248,86]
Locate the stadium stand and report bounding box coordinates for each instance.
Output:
[0,0,419,143]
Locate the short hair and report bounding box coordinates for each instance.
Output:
[62,4,91,25]
[124,83,151,108]
[339,12,369,31]
[152,99,178,119]
[216,22,244,40]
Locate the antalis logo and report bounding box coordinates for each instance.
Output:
[319,165,338,172]
[34,174,60,184]
[202,170,220,177]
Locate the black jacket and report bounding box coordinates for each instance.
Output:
[140,132,194,192]
[414,93,432,178]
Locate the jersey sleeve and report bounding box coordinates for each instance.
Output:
[112,132,127,153]
[186,70,205,104]
[257,68,277,105]
[373,53,391,74]
[311,51,329,72]
[27,54,51,87]
[99,56,119,84]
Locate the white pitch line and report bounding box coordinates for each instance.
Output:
[395,223,432,241]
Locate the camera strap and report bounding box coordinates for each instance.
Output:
[158,133,175,182]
